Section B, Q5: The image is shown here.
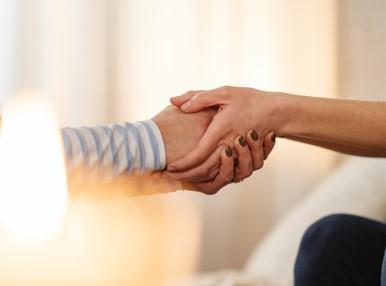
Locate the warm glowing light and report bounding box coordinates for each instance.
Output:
[0,92,199,285]
[0,92,68,241]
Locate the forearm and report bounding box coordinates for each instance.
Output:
[61,120,166,177]
[286,136,386,157]
[275,94,386,156]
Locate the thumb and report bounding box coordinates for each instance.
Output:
[177,90,225,113]
[170,90,202,107]
[187,146,234,195]
[167,117,227,171]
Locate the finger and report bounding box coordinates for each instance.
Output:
[178,87,231,113]
[246,130,264,170]
[167,118,228,172]
[165,146,223,182]
[170,90,203,107]
[188,146,234,195]
[234,135,253,182]
[263,132,276,160]
[189,161,221,183]
[190,167,219,183]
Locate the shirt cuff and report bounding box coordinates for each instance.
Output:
[134,120,166,171]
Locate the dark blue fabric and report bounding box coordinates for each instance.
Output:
[294,214,386,286]
[382,250,386,286]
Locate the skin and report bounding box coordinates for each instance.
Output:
[152,105,275,194]
[165,86,280,181]
[167,86,386,181]
[1,104,273,198]
[152,105,217,165]
[65,106,273,197]
[276,95,386,156]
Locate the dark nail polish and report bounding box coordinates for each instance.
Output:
[251,130,259,141]
[225,146,233,157]
[239,136,247,147]
[271,134,276,143]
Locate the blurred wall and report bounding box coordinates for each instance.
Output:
[4,0,111,126]
[338,0,386,101]
[0,0,17,103]
[0,0,338,272]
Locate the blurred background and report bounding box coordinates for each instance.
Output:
[1,0,386,285]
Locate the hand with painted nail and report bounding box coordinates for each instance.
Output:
[181,145,236,195]
[164,130,276,187]
[154,145,236,195]
[233,131,276,183]
[167,86,282,178]
[165,131,275,195]
[153,106,239,195]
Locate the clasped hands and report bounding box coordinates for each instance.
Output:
[153,86,281,195]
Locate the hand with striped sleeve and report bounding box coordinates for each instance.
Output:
[61,106,217,176]
[62,106,251,195]
[153,106,275,195]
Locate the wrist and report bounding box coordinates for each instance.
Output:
[266,92,305,138]
[151,115,174,166]
[144,119,167,170]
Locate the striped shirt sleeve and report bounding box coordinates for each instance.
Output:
[61,120,166,177]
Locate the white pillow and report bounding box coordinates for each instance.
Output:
[244,157,386,286]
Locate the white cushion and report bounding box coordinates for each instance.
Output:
[244,157,386,286]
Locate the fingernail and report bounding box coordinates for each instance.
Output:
[251,130,259,141]
[181,101,192,111]
[239,136,247,147]
[225,146,233,157]
[271,133,276,143]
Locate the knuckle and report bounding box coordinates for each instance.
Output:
[218,174,231,185]
[237,170,252,181]
[254,160,264,170]
[240,171,253,180]
[194,92,204,100]
[204,187,219,195]
[220,85,231,95]
[221,85,231,91]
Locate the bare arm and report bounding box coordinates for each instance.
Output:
[168,86,386,176]
[277,95,386,157]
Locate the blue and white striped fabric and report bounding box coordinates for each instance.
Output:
[61,120,166,177]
